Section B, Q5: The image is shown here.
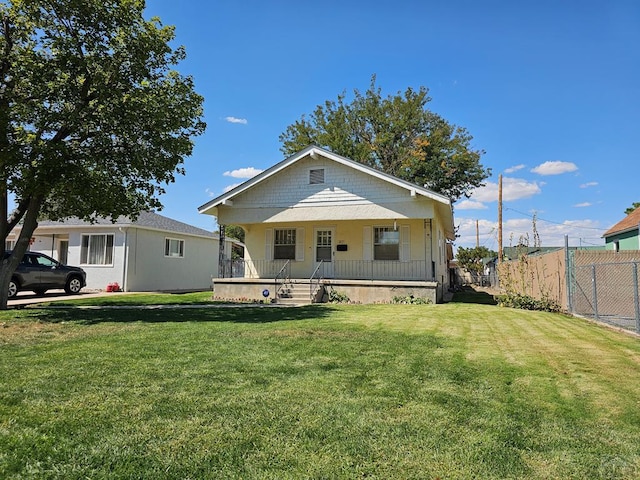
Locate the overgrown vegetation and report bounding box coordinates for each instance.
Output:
[497,292,562,312]
[498,215,565,312]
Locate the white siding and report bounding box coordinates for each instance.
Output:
[216,156,436,225]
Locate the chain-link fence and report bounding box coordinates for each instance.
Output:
[570,260,640,333]
[498,245,640,334]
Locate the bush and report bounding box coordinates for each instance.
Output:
[497,293,562,313]
[328,288,350,303]
[391,295,432,305]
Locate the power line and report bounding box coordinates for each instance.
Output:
[503,207,608,232]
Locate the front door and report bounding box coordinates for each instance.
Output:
[315,228,334,278]
[58,240,69,265]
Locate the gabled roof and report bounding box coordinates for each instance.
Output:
[35,211,216,239]
[603,207,640,238]
[198,145,455,237]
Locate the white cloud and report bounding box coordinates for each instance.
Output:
[531,161,578,175]
[574,202,592,208]
[455,215,604,251]
[456,200,488,210]
[225,116,248,125]
[580,181,598,188]
[223,183,241,193]
[467,177,542,203]
[505,164,525,174]
[223,167,263,179]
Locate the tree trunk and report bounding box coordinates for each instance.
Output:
[0,195,43,309]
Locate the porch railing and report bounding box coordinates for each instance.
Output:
[218,259,434,282]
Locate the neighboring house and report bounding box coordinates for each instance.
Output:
[5,211,234,292]
[603,207,640,251]
[198,146,455,303]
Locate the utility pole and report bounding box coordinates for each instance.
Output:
[476,219,479,247]
[498,174,503,263]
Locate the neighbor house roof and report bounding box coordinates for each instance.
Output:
[603,207,640,238]
[198,145,455,238]
[35,211,216,239]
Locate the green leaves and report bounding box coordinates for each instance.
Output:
[456,246,496,275]
[280,75,489,201]
[1,0,205,223]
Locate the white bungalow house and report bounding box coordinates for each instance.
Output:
[198,146,455,304]
[5,211,236,292]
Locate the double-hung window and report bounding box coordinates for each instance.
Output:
[165,238,185,258]
[374,227,400,261]
[81,234,114,265]
[274,229,296,260]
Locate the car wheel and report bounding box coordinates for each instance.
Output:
[34,289,47,296]
[65,276,83,294]
[8,279,19,299]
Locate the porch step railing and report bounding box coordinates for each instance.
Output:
[309,260,324,302]
[274,260,291,299]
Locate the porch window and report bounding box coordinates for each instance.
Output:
[165,238,185,258]
[374,227,399,261]
[81,234,114,265]
[274,229,296,260]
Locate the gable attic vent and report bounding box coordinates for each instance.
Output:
[309,168,325,184]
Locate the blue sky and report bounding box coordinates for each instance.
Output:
[146,0,640,252]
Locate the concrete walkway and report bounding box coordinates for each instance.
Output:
[8,290,125,308]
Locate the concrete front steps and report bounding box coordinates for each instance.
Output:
[277,280,324,305]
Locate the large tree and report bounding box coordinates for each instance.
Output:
[0,0,205,308]
[456,246,496,276]
[280,75,490,202]
[625,202,640,215]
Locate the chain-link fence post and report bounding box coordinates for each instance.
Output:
[564,235,573,312]
[591,264,599,320]
[633,262,640,334]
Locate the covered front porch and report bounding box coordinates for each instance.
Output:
[215,258,445,304]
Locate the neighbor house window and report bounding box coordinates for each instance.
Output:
[5,240,15,250]
[274,229,296,259]
[81,234,114,265]
[165,238,185,258]
[374,227,399,260]
[309,168,325,184]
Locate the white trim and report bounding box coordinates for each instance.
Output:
[295,227,305,262]
[164,237,185,258]
[80,233,115,266]
[265,228,273,261]
[363,226,372,261]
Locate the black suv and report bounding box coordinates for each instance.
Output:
[3,251,87,298]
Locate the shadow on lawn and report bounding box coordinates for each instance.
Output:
[450,286,498,305]
[31,304,337,325]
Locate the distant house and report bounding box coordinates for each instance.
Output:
[198,146,455,304]
[603,207,640,251]
[5,211,235,292]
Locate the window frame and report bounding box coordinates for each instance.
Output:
[273,228,297,260]
[164,237,185,258]
[373,226,400,261]
[80,233,115,266]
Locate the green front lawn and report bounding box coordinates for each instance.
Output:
[1,300,639,479]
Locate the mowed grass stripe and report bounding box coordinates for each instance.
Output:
[1,302,640,479]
